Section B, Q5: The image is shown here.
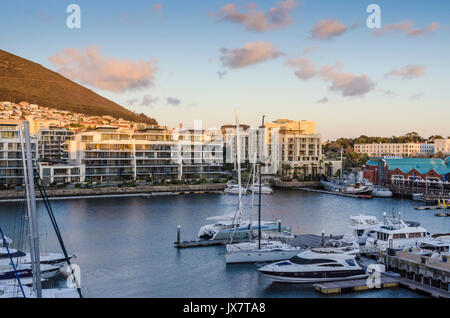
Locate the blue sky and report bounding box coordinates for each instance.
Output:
[1,0,449,139]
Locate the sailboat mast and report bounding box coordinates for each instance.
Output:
[23,121,42,298]
[235,110,242,219]
[258,115,265,250]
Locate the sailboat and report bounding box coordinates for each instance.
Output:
[198,112,290,241]
[225,116,299,264]
[0,121,81,298]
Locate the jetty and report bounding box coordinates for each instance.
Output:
[314,275,399,295]
[174,233,342,249]
[415,205,449,210]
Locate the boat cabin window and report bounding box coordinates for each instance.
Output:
[393,234,407,239]
[345,259,356,266]
[290,256,336,265]
[319,264,344,267]
[356,229,365,237]
[409,232,422,238]
[377,232,389,241]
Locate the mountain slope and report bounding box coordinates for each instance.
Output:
[0,50,157,125]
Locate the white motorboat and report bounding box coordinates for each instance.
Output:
[365,213,431,251]
[343,215,382,245]
[371,186,393,198]
[224,184,248,195]
[248,183,273,194]
[225,240,301,264]
[258,250,367,283]
[409,237,450,259]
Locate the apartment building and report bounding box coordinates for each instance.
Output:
[434,139,450,155]
[66,125,224,182]
[264,119,322,177]
[0,122,37,186]
[176,128,224,179]
[37,127,74,161]
[354,143,422,157]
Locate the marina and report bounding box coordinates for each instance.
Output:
[1,190,448,297]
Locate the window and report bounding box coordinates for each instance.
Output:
[290,256,336,265]
[345,259,356,266]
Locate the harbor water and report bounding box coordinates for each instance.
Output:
[0,190,448,297]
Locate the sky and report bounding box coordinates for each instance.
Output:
[0,0,449,140]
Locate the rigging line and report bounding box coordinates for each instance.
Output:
[32,165,83,298]
[0,227,26,298]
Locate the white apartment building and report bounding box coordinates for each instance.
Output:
[264,119,323,178]
[0,122,37,186]
[354,143,421,157]
[420,143,435,155]
[434,139,450,155]
[37,127,74,161]
[66,126,224,182]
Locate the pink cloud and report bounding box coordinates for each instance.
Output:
[217,0,299,32]
[285,57,317,80]
[311,19,347,40]
[285,58,375,97]
[220,41,282,69]
[372,21,439,37]
[319,63,375,97]
[49,46,158,93]
[384,65,426,80]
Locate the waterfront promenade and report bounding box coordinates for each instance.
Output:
[0,183,227,201]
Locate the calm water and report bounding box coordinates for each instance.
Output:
[0,190,448,298]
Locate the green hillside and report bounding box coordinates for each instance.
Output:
[0,49,157,125]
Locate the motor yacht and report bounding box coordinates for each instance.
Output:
[365,214,431,251]
[343,215,382,245]
[258,250,367,283]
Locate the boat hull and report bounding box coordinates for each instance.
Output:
[259,270,368,283]
[225,249,300,264]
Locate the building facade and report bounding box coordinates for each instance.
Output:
[0,122,37,186]
[434,139,450,155]
[354,143,422,157]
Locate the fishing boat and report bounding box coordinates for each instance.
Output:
[258,250,367,283]
[320,177,373,195]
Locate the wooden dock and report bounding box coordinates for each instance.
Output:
[314,276,399,294]
[415,205,449,210]
[295,188,372,199]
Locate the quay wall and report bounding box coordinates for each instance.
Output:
[0,183,227,200]
[273,180,320,189]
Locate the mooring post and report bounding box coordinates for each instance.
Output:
[321,231,325,247]
[278,220,281,233]
[177,225,181,244]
